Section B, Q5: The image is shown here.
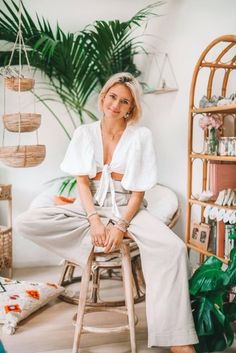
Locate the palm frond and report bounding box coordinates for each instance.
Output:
[0,0,163,134]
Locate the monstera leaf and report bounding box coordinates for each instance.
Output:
[190,248,236,353]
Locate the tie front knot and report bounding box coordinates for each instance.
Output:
[94,164,121,217]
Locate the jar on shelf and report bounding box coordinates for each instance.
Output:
[219,137,228,156]
[204,127,219,155]
[227,137,236,156]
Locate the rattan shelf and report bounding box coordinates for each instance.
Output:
[186,243,228,264]
[189,199,236,211]
[185,35,236,263]
[192,104,236,114]
[0,184,12,277]
[190,153,236,162]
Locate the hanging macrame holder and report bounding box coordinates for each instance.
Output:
[145,53,179,94]
[155,53,178,94]
[0,0,45,168]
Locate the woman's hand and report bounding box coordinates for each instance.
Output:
[104,223,125,253]
[89,216,106,247]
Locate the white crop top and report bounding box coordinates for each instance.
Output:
[60,120,158,217]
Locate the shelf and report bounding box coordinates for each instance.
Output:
[186,36,236,266]
[190,153,236,161]
[192,104,236,114]
[189,198,236,211]
[186,243,228,264]
[145,87,178,95]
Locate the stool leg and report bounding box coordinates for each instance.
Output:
[72,249,94,353]
[58,260,69,285]
[121,243,137,353]
[90,266,101,303]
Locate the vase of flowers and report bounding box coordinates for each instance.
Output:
[199,114,222,155]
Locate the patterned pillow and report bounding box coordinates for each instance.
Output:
[0,277,64,334]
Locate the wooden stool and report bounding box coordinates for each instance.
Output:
[59,208,180,307]
[72,239,137,353]
[59,240,145,306]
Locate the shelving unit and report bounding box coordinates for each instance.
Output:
[0,184,12,277]
[185,35,236,264]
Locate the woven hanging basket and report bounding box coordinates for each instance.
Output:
[3,113,41,133]
[0,145,46,168]
[4,77,35,91]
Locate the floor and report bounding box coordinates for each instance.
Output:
[0,266,235,353]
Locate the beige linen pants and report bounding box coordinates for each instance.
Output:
[15,181,198,347]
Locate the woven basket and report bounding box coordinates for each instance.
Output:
[3,113,41,133]
[4,77,35,91]
[0,184,11,200]
[0,226,12,271]
[0,145,46,168]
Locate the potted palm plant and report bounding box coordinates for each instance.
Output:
[189,247,236,352]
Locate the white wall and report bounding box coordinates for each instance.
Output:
[0,0,235,268]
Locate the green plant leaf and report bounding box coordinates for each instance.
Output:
[189,257,226,295]
[192,296,235,352]
[0,0,164,134]
[222,247,236,287]
[192,296,225,336]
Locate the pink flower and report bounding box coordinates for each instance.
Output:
[199,114,222,130]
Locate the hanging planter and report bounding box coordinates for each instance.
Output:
[0,0,46,168]
[3,113,41,132]
[0,145,46,168]
[4,77,35,91]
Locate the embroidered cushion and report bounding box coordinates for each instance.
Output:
[0,277,64,334]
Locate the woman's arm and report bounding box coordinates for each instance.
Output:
[76,176,106,247]
[104,191,144,252]
[122,191,145,224]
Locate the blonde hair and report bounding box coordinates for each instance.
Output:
[98,72,143,123]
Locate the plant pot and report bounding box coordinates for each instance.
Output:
[4,77,35,91]
[54,195,76,205]
[3,113,41,132]
[0,145,46,168]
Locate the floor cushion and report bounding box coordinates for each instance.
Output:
[0,277,64,334]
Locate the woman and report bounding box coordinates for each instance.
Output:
[16,72,198,352]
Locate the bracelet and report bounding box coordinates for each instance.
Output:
[114,223,127,233]
[87,211,98,220]
[117,218,130,229]
[119,218,130,227]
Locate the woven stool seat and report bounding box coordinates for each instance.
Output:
[59,238,144,307]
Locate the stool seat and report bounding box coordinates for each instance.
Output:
[72,239,137,353]
[59,239,145,307]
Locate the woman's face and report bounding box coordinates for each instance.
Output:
[102,83,134,121]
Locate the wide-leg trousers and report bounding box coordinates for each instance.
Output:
[15,180,198,347]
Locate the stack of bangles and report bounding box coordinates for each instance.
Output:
[113,218,130,233]
[87,212,130,233]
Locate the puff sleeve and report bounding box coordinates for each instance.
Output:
[121,127,158,191]
[60,125,97,177]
